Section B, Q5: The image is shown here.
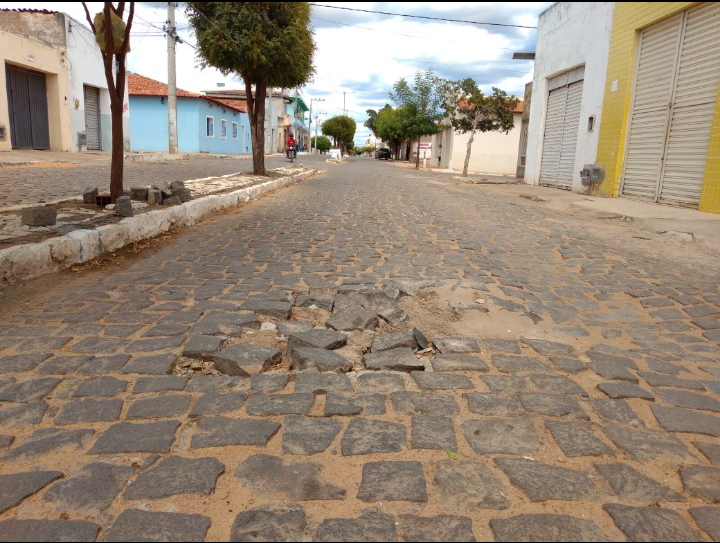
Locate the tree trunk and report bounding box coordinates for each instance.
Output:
[462,130,475,177]
[109,100,125,201]
[415,137,421,170]
[246,78,267,176]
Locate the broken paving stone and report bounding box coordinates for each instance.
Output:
[651,405,720,437]
[189,392,247,417]
[236,454,345,500]
[44,463,133,514]
[239,299,292,319]
[191,417,279,449]
[411,371,474,391]
[464,393,524,417]
[341,418,405,455]
[413,327,429,350]
[287,329,347,350]
[519,392,588,419]
[462,418,540,456]
[432,354,488,372]
[680,466,720,502]
[494,457,596,502]
[371,330,416,353]
[595,463,683,502]
[546,420,614,457]
[434,460,510,511]
[364,348,425,372]
[327,308,379,332]
[251,374,288,393]
[296,289,335,311]
[603,504,700,542]
[295,372,353,394]
[183,335,223,358]
[603,425,695,462]
[324,393,386,416]
[231,506,306,542]
[377,304,409,326]
[291,347,352,373]
[411,416,457,451]
[209,344,282,376]
[490,514,607,542]
[0,471,63,514]
[597,382,655,401]
[391,391,459,415]
[357,461,427,502]
[314,511,397,542]
[282,415,343,455]
[0,519,99,542]
[123,456,224,499]
[433,337,481,354]
[90,421,178,454]
[246,394,315,415]
[397,514,475,543]
[277,321,314,336]
[105,509,211,542]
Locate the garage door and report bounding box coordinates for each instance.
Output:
[5,65,50,150]
[539,66,584,189]
[84,85,101,151]
[622,2,720,207]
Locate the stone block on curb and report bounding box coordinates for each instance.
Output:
[83,186,98,203]
[21,207,57,226]
[173,188,192,202]
[115,196,133,217]
[129,187,148,201]
[147,188,163,205]
[162,195,182,206]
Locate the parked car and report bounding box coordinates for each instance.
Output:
[375,148,391,160]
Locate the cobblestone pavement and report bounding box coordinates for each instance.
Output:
[0,157,719,542]
[0,155,294,209]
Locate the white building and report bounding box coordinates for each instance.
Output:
[523,2,614,192]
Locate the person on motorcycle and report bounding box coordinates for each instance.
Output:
[286,133,297,159]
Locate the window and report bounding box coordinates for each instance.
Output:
[206,116,214,137]
[221,119,227,138]
[232,122,238,139]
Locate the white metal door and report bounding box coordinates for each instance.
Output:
[556,80,583,190]
[84,85,101,151]
[539,86,567,187]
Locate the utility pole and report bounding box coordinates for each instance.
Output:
[309,98,324,154]
[343,91,346,116]
[167,2,178,154]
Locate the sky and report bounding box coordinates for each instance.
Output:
[1,2,552,145]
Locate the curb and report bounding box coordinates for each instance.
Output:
[0,168,318,287]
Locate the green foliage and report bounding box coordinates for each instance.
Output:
[321,115,356,148]
[312,135,332,152]
[444,79,518,135]
[390,69,446,140]
[364,107,385,137]
[375,105,404,144]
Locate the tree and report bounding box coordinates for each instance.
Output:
[82,2,134,203]
[375,106,405,159]
[364,107,382,138]
[312,135,331,152]
[390,69,446,169]
[444,79,518,177]
[321,115,356,155]
[187,2,315,175]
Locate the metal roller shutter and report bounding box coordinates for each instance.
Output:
[539,86,567,187]
[556,80,583,190]
[84,85,101,151]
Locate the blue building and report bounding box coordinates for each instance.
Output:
[128,73,251,155]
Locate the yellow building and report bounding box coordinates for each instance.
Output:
[596,2,720,214]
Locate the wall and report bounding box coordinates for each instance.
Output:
[448,112,523,175]
[130,97,195,153]
[524,2,614,192]
[198,100,249,155]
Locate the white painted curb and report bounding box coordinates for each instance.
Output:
[0,169,317,286]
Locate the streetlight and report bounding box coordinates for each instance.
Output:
[309,98,325,153]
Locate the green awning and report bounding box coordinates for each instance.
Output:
[291,97,309,113]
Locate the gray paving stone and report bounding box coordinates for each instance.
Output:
[90,421,179,454]
[191,417,279,448]
[481,338,521,353]
[251,374,288,393]
[432,337,481,354]
[325,393,386,416]
[327,308,378,331]
[398,514,475,542]
[652,405,720,437]
[364,348,425,372]
[591,399,644,426]
[73,376,126,397]
[550,357,587,373]
[595,462,683,502]
[124,456,224,499]
[604,425,695,461]
[462,418,540,455]
[133,376,187,393]
[0,377,60,402]
[183,335,223,358]
[70,337,129,354]
[77,354,130,375]
[230,505,306,542]
[127,394,191,419]
[465,393,524,416]
[656,389,720,412]
[587,359,639,383]
[0,435,13,449]
[370,330,416,353]
[357,461,427,502]
[597,382,655,401]
[490,514,607,542]
[277,321,314,337]
[411,371,474,390]
[186,375,245,392]
[291,347,352,373]
[239,299,292,319]
[287,329,347,350]
[530,374,588,396]
[0,353,52,373]
[480,374,527,393]
[314,511,397,542]
[693,316,720,330]
[689,507,720,541]
[603,504,700,542]
[680,466,720,502]
[411,416,457,451]
[236,454,345,500]
[432,354,488,372]
[694,441,720,465]
[0,471,63,514]
[37,355,92,374]
[0,519,99,542]
[356,372,405,393]
[210,344,282,376]
[5,428,94,460]
[295,372,352,394]
[546,420,614,457]
[55,398,122,425]
[494,457,596,501]
[341,418,405,455]
[491,354,548,373]
[105,509,211,542]
[391,391,459,415]
[44,462,133,514]
[639,371,705,390]
[201,310,261,329]
[121,354,175,375]
[646,358,683,374]
[189,391,247,417]
[519,392,588,418]
[434,460,510,511]
[282,415,343,455]
[522,338,576,356]
[246,394,315,415]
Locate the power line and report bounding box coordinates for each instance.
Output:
[310,4,537,29]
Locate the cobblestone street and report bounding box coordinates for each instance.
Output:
[0,156,718,542]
